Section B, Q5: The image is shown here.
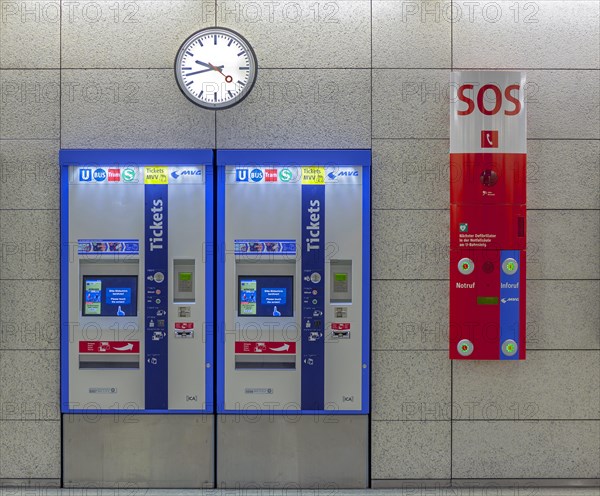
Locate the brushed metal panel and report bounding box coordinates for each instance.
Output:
[63,414,214,488]
[217,414,368,488]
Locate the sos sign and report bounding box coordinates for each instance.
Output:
[456,83,523,116]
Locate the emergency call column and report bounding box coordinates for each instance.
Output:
[449,72,527,360]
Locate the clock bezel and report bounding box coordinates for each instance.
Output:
[174,27,258,110]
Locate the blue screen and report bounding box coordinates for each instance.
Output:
[239,276,293,317]
[82,276,138,317]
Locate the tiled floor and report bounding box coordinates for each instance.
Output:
[4,488,597,496]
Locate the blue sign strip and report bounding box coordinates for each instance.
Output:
[234,239,297,256]
[500,250,520,361]
[301,184,326,410]
[144,182,169,408]
[78,239,139,255]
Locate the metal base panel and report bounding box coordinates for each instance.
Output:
[63,414,214,488]
[0,479,60,488]
[217,414,368,489]
[372,479,600,489]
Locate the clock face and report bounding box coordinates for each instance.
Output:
[175,28,258,110]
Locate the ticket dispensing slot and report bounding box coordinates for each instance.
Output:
[173,259,195,303]
[78,259,141,370]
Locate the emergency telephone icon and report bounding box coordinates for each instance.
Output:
[481,130,499,148]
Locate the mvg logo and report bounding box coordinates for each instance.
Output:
[328,169,359,181]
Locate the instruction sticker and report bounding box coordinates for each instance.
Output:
[301,167,325,185]
[144,166,169,184]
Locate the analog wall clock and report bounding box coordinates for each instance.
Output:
[175,27,258,110]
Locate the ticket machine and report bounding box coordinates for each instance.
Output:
[60,149,214,487]
[449,71,527,360]
[216,150,370,488]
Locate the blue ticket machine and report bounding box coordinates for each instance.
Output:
[60,149,214,488]
[216,150,371,488]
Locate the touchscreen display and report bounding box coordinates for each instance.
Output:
[238,276,293,317]
[82,275,138,317]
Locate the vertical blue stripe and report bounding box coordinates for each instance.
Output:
[216,164,226,413]
[204,164,214,412]
[60,165,70,412]
[361,162,371,413]
[500,250,520,361]
[144,182,169,409]
[301,184,326,410]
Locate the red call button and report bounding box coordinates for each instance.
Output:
[174,322,194,330]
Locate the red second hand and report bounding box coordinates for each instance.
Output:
[209,63,233,83]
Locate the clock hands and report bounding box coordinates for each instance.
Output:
[185,66,223,77]
[208,63,233,83]
[190,60,233,83]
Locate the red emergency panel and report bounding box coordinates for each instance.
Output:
[449,72,527,361]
